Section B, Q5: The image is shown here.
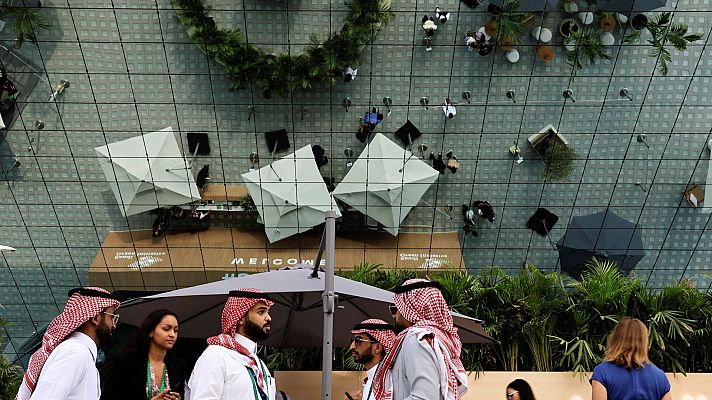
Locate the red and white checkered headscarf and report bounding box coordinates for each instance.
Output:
[17,287,120,399]
[351,319,396,353]
[372,279,465,400]
[206,288,274,393]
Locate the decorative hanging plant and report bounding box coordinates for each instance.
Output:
[623,12,702,76]
[172,0,394,97]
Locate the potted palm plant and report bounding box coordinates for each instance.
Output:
[566,27,611,79]
[623,12,703,76]
[0,4,51,48]
[487,0,534,50]
[559,18,580,38]
[240,193,256,212]
[600,12,617,32]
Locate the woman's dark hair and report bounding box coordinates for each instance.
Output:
[125,309,179,356]
[507,379,536,400]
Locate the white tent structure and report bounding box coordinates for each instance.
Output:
[241,145,341,243]
[94,126,201,217]
[333,132,439,235]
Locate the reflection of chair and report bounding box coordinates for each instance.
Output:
[683,184,704,208]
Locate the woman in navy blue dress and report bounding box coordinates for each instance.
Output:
[591,317,671,400]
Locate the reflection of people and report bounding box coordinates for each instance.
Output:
[462,204,478,237]
[196,165,209,191]
[506,379,537,400]
[422,15,437,36]
[442,98,456,118]
[446,150,460,174]
[356,123,370,143]
[591,317,671,400]
[101,310,186,400]
[16,287,120,400]
[344,319,396,400]
[429,152,446,174]
[344,66,358,83]
[186,289,276,400]
[153,210,170,237]
[474,200,495,223]
[464,31,486,51]
[363,107,383,131]
[435,7,450,24]
[372,279,468,400]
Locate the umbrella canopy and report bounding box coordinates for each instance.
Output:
[332,133,439,236]
[490,0,559,12]
[94,126,200,216]
[118,268,494,347]
[556,209,645,278]
[596,0,666,13]
[241,145,341,243]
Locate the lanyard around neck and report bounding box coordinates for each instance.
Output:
[365,362,381,400]
[146,360,167,399]
[245,360,269,400]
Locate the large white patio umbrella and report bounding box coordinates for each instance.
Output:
[241,145,341,243]
[333,132,439,235]
[94,126,200,216]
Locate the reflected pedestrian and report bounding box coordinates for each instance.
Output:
[429,152,447,174]
[344,66,358,83]
[16,287,121,400]
[474,200,495,223]
[442,98,456,119]
[435,7,450,24]
[446,150,460,174]
[422,15,437,36]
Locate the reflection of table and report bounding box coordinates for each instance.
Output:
[179,184,250,212]
[201,184,248,201]
[536,45,554,62]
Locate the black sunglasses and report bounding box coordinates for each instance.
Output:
[389,304,397,315]
[351,336,378,345]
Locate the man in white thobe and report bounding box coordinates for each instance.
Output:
[372,279,468,400]
[15,287,121,400]
[186,288,276,400]
[344,319,396,400]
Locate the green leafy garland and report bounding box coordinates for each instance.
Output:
[172,0,394,97]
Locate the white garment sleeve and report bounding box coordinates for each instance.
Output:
[401,335,441,400]
[186,348,226,400]
[29,347,90,400]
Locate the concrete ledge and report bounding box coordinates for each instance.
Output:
[274,371,711,400]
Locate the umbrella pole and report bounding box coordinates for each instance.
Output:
[322,210,337,400]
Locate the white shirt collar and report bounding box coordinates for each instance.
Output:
[233,333,258,354]
[365,361,380,381]
[68,331,98,361]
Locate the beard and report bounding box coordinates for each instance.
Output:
[96,319,113,348]
[393,321,407,335]
[352,349,373,365]
[244,317,270,342]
